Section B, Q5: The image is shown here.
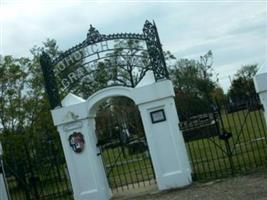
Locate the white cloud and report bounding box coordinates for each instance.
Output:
[1,0,266,92]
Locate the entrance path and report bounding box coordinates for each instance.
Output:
[112,171,267,200]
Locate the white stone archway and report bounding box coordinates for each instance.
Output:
[51,73,192,200]
[87,86,134,116]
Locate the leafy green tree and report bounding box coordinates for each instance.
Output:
[169,51,217,118]
[75,61,111,98]
[211,86,225,105]
[104,39,151,87]
[228,64,258,102]
[62,39,152,98]
[170,50,215,98]
[236,64,258,79]
[0,55,29,133]
[0,39,65,197]
[0,55,33,197]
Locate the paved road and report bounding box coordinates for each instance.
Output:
[112,171,267,200]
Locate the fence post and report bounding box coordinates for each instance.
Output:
[0,143,10,200]
[254,62,267,124]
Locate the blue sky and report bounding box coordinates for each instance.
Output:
[1,0,266,92]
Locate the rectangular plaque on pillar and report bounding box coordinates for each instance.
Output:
[150,109,166,124]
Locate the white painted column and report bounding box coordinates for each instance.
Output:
[0,143,10,200]
[51,94,111,200]
[254,62,267,125]
[87,116,111,198]
[134,80,192,190]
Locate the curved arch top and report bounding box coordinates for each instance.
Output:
[40,20,169,109]
[52,32,146,65]
[87,86,134,116]
[50,78,192,200]
[52,21,151,66]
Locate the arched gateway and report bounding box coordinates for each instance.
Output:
[40,21,192,200]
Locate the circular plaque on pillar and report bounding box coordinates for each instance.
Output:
[68,132,85,153]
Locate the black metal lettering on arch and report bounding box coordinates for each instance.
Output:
[40,20,169,109]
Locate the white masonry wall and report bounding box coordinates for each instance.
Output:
[0,174,9,200]
[51,75,192,200]
[254,62,267,125]
[52,99,111,200]
[134,80,192,190]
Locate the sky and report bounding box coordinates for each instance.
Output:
[0,0,266,92]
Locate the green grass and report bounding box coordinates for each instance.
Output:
[6,108,267,198]
[187,109,267,180]
[101,108,267,186]
[101,147,155,188]
[6,165,72,200]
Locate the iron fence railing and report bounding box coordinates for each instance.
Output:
[95,105,156,192]
[2,135,73,200]
[181,96,267,180]
[2,95,267,199]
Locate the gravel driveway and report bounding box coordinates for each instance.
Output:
[113,171,267,200]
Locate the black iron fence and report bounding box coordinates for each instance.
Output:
[2,95,267,199]
[180,96,267,180]
[95,104,156,192]
[1,133,73,200]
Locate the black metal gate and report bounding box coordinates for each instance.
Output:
[1,133,73,200]
[179,95,267,180]
[95,98,155,192]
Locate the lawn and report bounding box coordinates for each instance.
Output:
[186,108,267,180]
[6,108,267,199]
[102,108,267,187]
[101,145,155,190]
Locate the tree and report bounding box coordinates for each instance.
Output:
[236,64,258,79]
[74,61,111,98]
[211,86,225,105]
[0,55,37,197]
[169,51,217,118]
[0,56,29,133]
[63,39,152,98]
[228,64,258,102]
[170,50,215,99]
[0,39,65,197]
[105,39,150,88]
[170,58,200,95]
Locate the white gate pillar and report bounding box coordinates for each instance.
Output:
[50,77,192,198]
[133,80,192,190]
[51,94,110,200]
[254,62,267,124]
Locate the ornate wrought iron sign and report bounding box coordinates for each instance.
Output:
[68,132,85,153]
[40,20,169,109]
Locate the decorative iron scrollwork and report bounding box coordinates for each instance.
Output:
[41,20,170,109]
[86,25,103,44]
[143,20,169,80]
[40,52,61,109]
